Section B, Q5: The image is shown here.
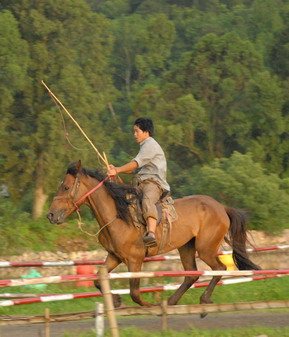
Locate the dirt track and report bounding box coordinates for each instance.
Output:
[1,312,289,337]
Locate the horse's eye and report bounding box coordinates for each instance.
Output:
[64,186,70,191]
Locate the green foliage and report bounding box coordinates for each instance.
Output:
[0,0,117,218]
[110,12,175,96]
[1,0,289,235]
[0,199,100,255]
[192,152,289,232]
[0,10,29,111]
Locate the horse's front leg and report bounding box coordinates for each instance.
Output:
[128,259,153,307]
[94,253,122,308]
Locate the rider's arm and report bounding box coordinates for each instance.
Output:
[108,160,138,176]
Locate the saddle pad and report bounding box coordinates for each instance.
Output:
[127,195,178,228]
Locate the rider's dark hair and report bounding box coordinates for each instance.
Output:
[134,117,154,136]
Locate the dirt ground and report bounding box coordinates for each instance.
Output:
[1,312,289,337]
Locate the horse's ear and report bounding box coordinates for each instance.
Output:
[76,160,82,171]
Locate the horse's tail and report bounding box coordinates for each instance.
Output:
[225,207,260,270]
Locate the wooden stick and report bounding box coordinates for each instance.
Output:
[103,151,110,171]
[98,266,119,337]
[41,80,107,164]
[45,308,50,337]
[161,300,168,331]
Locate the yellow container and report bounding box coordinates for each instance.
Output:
[219,254,236,270]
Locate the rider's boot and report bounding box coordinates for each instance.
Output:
[143,217,157,247]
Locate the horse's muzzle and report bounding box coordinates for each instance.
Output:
[46,210,66,224]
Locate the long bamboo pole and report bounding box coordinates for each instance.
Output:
[98,266,119,337]
[41,80,109,169]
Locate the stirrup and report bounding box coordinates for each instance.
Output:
[143,231,157,247]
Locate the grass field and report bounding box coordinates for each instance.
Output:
[61,326,289,337]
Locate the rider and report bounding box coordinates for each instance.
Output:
[107,117,170,247]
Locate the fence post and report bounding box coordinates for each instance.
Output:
[98,266,119,337]
[161,300,168,331]
[45,307,50,337]
[95,302,104,337]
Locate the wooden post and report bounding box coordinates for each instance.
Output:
[44,307,50,337]
[95,302,104,337]
[161,300,168,331]
[98,266,119,337]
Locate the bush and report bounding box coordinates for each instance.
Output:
[0,199,101,255]
[191,152,289,233]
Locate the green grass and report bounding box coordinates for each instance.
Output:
[0,199,102,255]
[0,276,288,316]
[61,326,289,337]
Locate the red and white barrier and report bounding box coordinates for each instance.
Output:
[0,245,288,268]
[109,269,289,279]
[1,269,289,287]
[0,274,280,307]
[0,274,97,287]
[219,244,289,254]
[0,260,104,268]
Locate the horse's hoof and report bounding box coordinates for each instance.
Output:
[200,312,208,319]
[113,294,122,308]
[199,298,212,318]
[167,298,177,306]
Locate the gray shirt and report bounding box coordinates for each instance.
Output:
[133,137,170,191]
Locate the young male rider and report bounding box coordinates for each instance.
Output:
[107,117,170,247]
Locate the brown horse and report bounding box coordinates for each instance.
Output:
[47,160,259,309]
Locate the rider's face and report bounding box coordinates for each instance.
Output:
[133,125,150,143]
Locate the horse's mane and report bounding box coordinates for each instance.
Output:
[67,163,141,223]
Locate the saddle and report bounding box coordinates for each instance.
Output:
[127,192,178,253]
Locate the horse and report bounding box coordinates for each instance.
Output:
[47,160,259,310]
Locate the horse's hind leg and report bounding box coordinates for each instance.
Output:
[94,253,122,308]
[197,247,226,317]
[168,238,199,305]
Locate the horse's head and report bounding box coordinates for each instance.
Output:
[47,160,84,224]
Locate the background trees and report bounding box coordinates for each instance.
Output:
[1,0,115,218]
[1,0,289,234]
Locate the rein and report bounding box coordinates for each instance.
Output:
[77,212,117,241]
[72,175,114,241]
[73,176,109,210]
[53,175,109,211]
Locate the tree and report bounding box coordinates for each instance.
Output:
[240,71,286,175]
[0,9,29,193]
[1,0,115,218]
[110,13,175,96]
[151,32,262,164]
[270,4,289,79]
[0,10,28,114]
[193,152,289,233]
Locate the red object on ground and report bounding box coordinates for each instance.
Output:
[76,265,95,288]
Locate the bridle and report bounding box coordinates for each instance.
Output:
[53,174,109,212]
[53,174,116,240]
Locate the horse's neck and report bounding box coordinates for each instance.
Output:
[85,178,118,226]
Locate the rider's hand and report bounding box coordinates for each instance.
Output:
[107,164,118,176]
